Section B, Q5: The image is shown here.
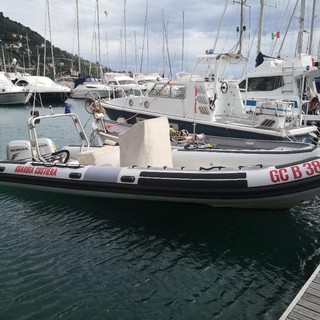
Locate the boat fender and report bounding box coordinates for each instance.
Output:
[220,81,228,94]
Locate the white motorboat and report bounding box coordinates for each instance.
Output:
[1,110,320,210]
[97,53,319,144]
[132,72,164,92]
[238,1,320,126]
[104,72,145,95]
[15,75,71,103]
[238,53,320,125]
[70,76,111,99]
[0,72,30,105]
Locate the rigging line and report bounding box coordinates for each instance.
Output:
[243,10,258,77]
[162,11,172,79]
[213,0,229,53]
[222,4,238,53]
[270,0,289,56]
[275,0,299,57]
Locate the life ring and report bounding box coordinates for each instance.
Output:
[144,101,150,108]
[220,81,228,94]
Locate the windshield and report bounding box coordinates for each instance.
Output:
[239,76,283,91]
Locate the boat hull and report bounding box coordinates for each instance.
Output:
[30,91,71,103]
[103,107,318,144]
[71,89,110,99]
[1,158,320,210]
[171,145,320,168]
[0,91,29,105]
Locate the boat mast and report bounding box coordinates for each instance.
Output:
[43,0,47,76]
[162,11,165,77]
[96,0,103,79]
[76,0,81,75]
[47,0,56,79]
[295,0,305,58]
[123,0,127,72]
[181,11,184,71]
[308,0,316,55]
[256,0,264,57]
[26,34,31,71]
[140,0,148,73]
[134,31,137,72]
[238,0,245,54]
[1,42,6,72]
[233,0,249,55]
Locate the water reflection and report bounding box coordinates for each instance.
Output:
[0,189,319,319]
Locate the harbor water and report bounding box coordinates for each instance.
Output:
[0,100,320,319]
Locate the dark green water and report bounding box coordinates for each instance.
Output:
[0,102,319,319]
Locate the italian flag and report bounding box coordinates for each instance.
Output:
[271,31,280,40]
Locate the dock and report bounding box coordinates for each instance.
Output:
[280,264,320,320]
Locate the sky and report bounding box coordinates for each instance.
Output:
[1,0,320,78]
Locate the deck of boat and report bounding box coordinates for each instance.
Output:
[280,264,320,319]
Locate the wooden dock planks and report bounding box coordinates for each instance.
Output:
[280,264,320,320]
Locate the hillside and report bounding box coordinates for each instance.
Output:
[0,12,109,79]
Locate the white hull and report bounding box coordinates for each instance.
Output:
[1,158,320,210]
[0,91,29,105]
[71,88,111,99]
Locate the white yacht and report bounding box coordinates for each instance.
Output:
[98,52,319,144]
[70,76,111,99]
[0,72,30,105]
[238,53,320,125]
[15,75,71,103]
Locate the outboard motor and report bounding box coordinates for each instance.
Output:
[6,138,56,161]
